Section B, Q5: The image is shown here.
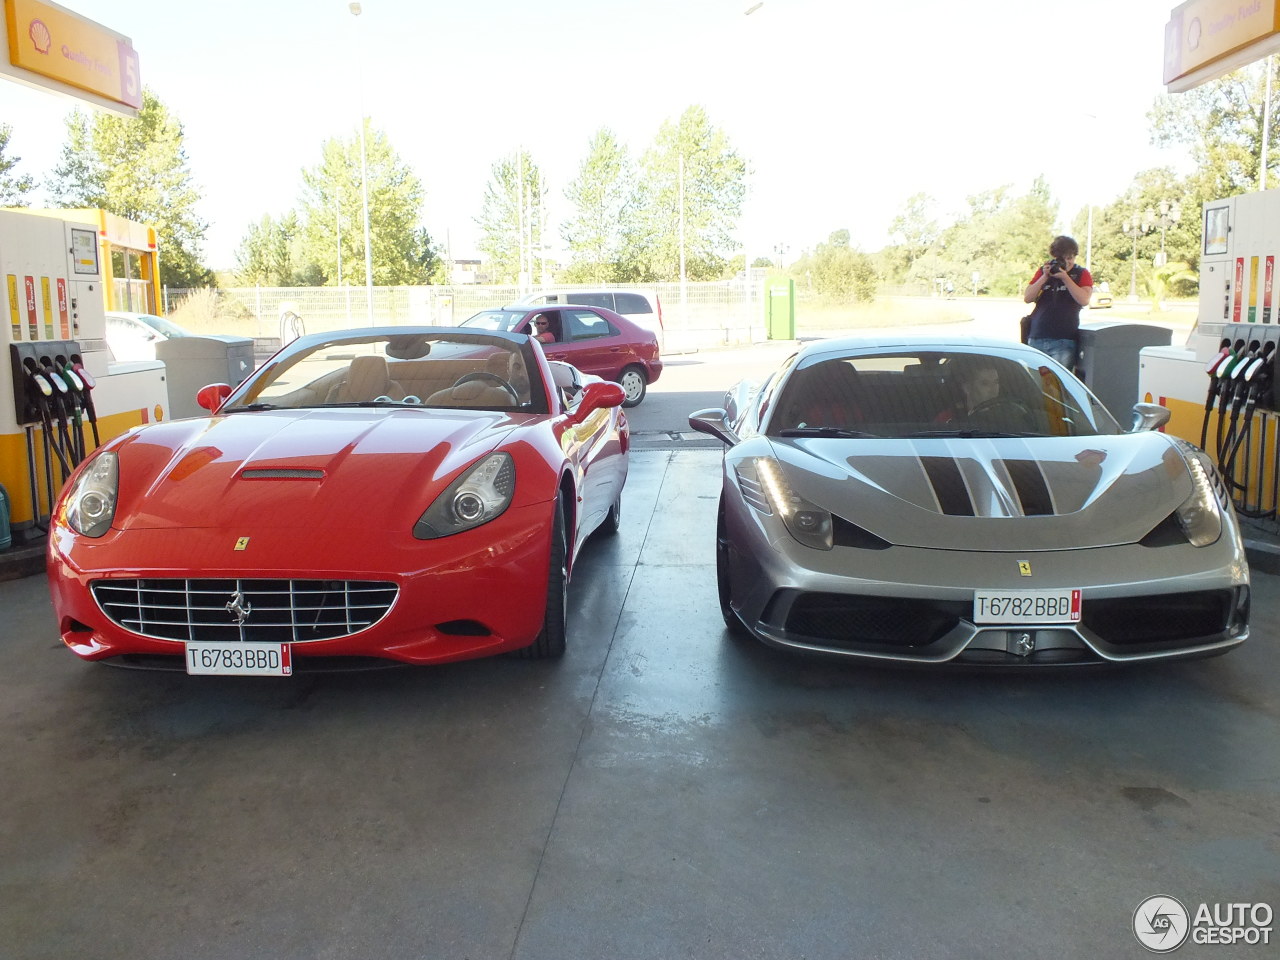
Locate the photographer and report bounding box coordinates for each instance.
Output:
[1022,235,1092,370]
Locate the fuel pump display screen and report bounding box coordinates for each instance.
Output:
[70,229,98,275]
[1205,206,1229,255]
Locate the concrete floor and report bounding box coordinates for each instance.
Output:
[2,448,1279,960]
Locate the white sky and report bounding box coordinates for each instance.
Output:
[0,0,1187,271]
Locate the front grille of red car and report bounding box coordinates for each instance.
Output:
[91,578,398,643]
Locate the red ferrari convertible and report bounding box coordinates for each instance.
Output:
[47,327,630,673]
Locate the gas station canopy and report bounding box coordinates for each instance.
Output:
[1,0,140,117]
[1165,0,1280,93]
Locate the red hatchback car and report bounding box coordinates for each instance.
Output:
[463,304,662,406]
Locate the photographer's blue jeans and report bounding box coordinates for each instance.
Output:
[1029,337,1078,370]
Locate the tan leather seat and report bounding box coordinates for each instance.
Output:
[327,355,404,403]
[425,378,516,407]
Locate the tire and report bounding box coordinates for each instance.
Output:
[716,497,747,636]
[618,366,647,407]
[601,491,621,537]
[517,498,568,658]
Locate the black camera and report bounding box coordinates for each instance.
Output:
[1047,258,1065,274]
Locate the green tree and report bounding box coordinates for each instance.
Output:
[1149,58,1279,199]
[884,192,939,282]
[46,88,212,288]
[297,120,439,286]
[1075,168,1199,302]
[622,105,745,282]
[476,149,549,285]
[932,179,1058,295]
[562,128,632,283]
[0,124,34,206]
[793,229,877,303]
[234,212,311,286]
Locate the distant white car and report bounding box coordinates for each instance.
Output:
[513,289,665,352]
[104,311,193,362]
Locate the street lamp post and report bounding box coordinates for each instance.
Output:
[1122,209,1154,302]
[1150,198,1181,268]
[349,2,374,325]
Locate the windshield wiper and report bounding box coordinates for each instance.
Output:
[777,427,878,439]
[224,402,278,411]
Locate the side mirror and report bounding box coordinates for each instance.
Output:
[567,380,625,423]
[688,407,739,446]
[196,383,233,413]
[1129,401,1171,433]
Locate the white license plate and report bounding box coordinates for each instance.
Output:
[973,589,1082,625]
[185,642,293,676]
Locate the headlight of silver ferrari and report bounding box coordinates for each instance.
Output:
[736,456,833,550]
[414,452,515,539]
[62,450,118,538]
[1176,453,1223,547]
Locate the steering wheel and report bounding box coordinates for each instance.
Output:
[452,370,518,401]
[968,395,1034,427]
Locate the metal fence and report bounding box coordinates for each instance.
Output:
[162,280,771,353]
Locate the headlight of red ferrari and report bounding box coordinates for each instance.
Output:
[414,452,515,539]
[61,450,119,538]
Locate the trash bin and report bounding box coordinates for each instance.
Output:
[1077,322,1173,421]
[156,335,255,419]
[766,279,796,340]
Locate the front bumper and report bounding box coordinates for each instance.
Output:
[721,490,1251,666]
[47,500,557,666]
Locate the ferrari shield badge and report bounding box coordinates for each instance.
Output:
[1018,560,1032,577]
[234,537,250,551]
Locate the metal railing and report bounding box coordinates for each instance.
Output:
[162,280,772,352]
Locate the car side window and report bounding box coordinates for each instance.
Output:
[565,309,618,341]
[568,292,612,310]
[614,293,652,314]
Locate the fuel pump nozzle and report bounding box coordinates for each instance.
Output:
[1219,340,1262,462]
[1201,339,1245,449]
[1221,342,1277,480]
[70,354,100,447]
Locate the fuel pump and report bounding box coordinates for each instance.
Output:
[1,208,166,540]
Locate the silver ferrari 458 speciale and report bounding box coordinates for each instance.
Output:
[689,337,1249,666]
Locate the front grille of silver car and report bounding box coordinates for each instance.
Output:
[91,578,398,644]
[1081,588,1239,645]
[780,593,967,648]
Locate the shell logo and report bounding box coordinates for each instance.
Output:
[28,20,52,55]
[154,404,164,422]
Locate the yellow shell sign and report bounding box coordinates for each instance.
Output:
[3,0,141,109]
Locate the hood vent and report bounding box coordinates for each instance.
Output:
[241,468,325,480]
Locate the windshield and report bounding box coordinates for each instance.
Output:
[461,309,525,332]
[114,313,190,338]
[767,349,1120,440]
[225,331,546,414]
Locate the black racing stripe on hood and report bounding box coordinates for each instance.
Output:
[920,456,974,516]
[1003,458,1054,516]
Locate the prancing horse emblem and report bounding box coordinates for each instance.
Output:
[1018,560,1032,577]
[226,590,252,625]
